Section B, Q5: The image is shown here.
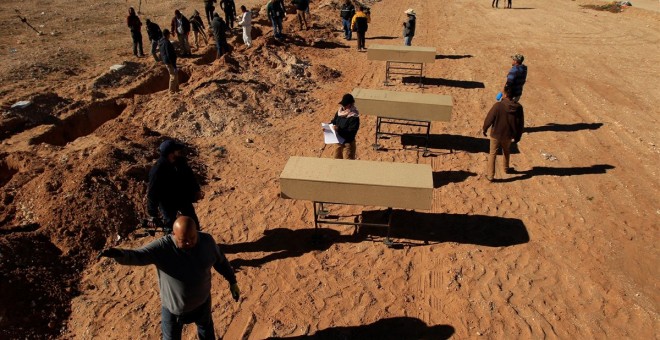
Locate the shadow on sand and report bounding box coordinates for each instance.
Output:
[222,213,529,268]
[269,317,454,339]
[525,123,603,133]
[435,54,473,59]
[401,134,520,154]
[497,164,615,182]
[402,76,485,88]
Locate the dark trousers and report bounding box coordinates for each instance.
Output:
[357,32,366,50]
[507,0,512,8]
[492,0,499,7]
[271,17,283,38]
[161,297,215,340]
[224,11,234,28]
[162,203,200,232]
[131,30,144,56]
[205,4,215,24]
[341,19,352,39]
[150,40,160,61]
[215,38,228,57]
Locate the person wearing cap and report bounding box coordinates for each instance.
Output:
[482,86,525,181]
[147,140,204,232]
[171,10,192,56]
[159,30,179,93]
[402,9,416,46]
[505,54,527,102]
[339,0,355,40]
[351,6,370,52]
[127,7,145,57]
[327,94,360,159]
[190,10,209,50]
[98,216,240,340]
[146,19,163,62]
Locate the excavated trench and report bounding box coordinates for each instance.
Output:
[30,100,128,146]
[0,160,17,188]
[29,67,192,146]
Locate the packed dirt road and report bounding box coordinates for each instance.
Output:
[0,0,658,339]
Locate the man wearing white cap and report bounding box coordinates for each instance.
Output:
[403,9,416,46]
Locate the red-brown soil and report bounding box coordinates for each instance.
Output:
[0,0,658,339]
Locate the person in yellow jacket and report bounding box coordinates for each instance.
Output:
[351,6,370,51]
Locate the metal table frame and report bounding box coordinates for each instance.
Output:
[373,117,432,157]
[313,201,395,247]
[384,61,424,87]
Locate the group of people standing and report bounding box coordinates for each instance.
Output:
[127,1,256,94]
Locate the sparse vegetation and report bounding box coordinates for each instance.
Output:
[581,2,625,13]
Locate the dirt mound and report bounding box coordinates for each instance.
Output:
[0,92,73,140]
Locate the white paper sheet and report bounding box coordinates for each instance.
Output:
[321,123,345,144]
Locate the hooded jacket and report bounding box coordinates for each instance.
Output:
[211,15,228,41]
[482,98,524,142]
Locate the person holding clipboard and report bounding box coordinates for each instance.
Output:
[323,94,360,159]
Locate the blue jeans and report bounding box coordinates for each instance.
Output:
[342,19,352,39]
[404,35,413,46]
[271,17,283,38]
[161,297,215,340]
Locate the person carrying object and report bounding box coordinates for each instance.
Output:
[190,10,209,50]
[237,5,252,48]
[326,93,360,160]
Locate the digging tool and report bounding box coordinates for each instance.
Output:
[138,0,142,14]
[15,9,43,35]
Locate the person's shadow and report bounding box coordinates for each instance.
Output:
[525,122,603,133]
[498,164,615,182]
[268,317,454,339]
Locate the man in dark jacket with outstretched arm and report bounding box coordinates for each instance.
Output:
[99,216,240,340]
[482,87,524,181]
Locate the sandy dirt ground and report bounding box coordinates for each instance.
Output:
[0,0,658,339]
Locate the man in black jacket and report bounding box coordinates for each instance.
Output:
[148,140,204,231]
[145,19,162,62]
[220,0,237,29]
[328,94,360,159]
[211,13,229,58]
[339,0,355,40]
[159,30,179,93]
